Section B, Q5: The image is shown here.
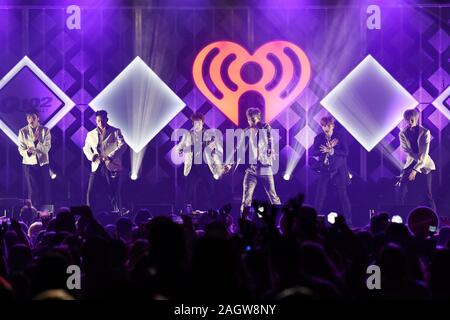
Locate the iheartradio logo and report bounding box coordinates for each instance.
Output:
[193,41,311,125]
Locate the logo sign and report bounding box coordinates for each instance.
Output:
[366,264,381,290]
[0,56,75,144]
[193,41,311,125]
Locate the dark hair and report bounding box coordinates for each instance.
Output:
[320,116,335,126]
[191,112,204,123]
[246,107,261,119]
[95,110,108,120]
[403,109,419,121]
[26,109,40,117]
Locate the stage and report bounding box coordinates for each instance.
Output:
[0,0,448,227]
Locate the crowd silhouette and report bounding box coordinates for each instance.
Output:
[0,194,449,300]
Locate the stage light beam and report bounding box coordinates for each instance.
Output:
[49,169,57,180]
[320,55,418,152]
[89,56,185,180]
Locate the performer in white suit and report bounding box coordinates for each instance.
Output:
[175,112,225,210]
[225,107,281,213]
[18,109,51,206]
[398,108,436,212]
[83,110,127,213]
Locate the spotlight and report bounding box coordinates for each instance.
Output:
[320,55,418,152]
[327,212,338,224]
[49,169,57,180]
[283,173,291,181]
[130,173,138,181]
[89,56,185,185]
[391,215,403,224]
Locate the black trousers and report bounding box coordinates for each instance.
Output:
[185,165,214,210]
[314,169,352,222]
[400,171,436,212]
[87,164,122,212]
[23,164,51,207]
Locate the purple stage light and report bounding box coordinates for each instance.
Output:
[294,125,315,150]
[89,56,185,154]
[89,56,186,179]
[0,56,75,145]
[320,55,418,152]
[432,85,450,120]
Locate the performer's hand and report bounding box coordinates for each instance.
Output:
[27,147,36,156]
[319,145,330,153]
[103,156,112,166]
[328,138,339,148]
[92,154,100,163]
[408,170,417,181]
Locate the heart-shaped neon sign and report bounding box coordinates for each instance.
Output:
[193,41,311,125]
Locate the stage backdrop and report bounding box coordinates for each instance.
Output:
[0,1,449,218]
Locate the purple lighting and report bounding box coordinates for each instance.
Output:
[0,56,76,145]
[89,56,185,153]
[432,85,450,120]
[320,55,418,152]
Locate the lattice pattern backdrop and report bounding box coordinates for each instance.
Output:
[0,4,448,214]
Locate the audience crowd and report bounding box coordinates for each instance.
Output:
[0,194,450,300]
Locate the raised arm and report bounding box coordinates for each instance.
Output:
[332,133,348,157]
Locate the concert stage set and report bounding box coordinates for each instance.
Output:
[0,0,449,228]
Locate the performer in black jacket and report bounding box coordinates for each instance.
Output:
[312,116,351,224]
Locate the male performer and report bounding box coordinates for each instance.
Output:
[83,110,127,213]
[239,107,281,213]
[18,109,51,207]
[312,116,351,223]
[176,112,223,210]
[398,109,436,212]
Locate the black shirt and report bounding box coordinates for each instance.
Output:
[407,126,420,154]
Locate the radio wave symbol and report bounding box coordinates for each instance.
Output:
[193,41,311,125]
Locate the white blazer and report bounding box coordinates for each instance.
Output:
[83,126,127,172]
[18,125,51,166]
[399,125,435,174]
[176,129,224,177]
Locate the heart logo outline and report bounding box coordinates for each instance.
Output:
[193,41,311,125]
